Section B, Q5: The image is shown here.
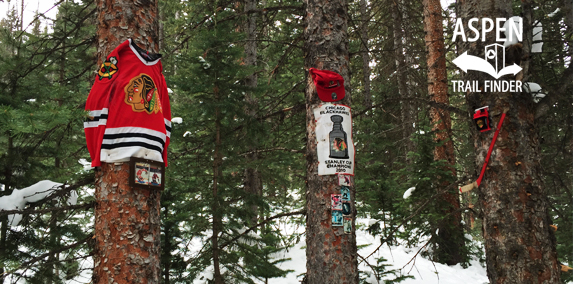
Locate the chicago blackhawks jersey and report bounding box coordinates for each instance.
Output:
[84,39,171,167]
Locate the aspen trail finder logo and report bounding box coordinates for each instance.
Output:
[451,17,525,93]
[453,44,521,79]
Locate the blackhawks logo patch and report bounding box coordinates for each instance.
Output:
[98,57,118,80]
[124,73,162,114]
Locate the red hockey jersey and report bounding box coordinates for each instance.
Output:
[84,39,171,167]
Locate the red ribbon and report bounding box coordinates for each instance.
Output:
[476,112,506,187]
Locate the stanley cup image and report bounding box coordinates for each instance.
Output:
[329,115,349,159]
[484,43,505,74]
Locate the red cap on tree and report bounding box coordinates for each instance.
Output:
[309,68,345,102]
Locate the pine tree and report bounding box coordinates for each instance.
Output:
[457,0,560,282]
[92,0,162,283]
[159,0,299,281]
[422,0,465,265]
[304,0,358,282]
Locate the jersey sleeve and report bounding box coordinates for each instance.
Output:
[84,53,120,167]
[160,74,172,167]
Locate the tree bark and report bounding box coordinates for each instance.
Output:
[0,215,7,284]
[304,0,358,282]
[212,86,224,284]
[93,163,161,284]
[95,0,160,66]
[162,204,171,284]
[458,1,560,283]
[392,0,415,162]
[243,0,263,227]
[423,0,464,265]
[93,1,162,283]
[359,0,371,110]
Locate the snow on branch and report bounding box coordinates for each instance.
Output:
[0,180,78,226]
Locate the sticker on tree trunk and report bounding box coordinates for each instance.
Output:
[341,186,350,201]
[314,104,354,175]
[338,174,352,186]
[343,217,352,234]
[331,194,342,210]
[332,211,343,226]
[342,202,351,216]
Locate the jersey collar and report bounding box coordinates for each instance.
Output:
[128,39,161,66]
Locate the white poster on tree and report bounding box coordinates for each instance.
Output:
[313,104,355,176]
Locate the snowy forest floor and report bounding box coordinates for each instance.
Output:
[272,217,490,284]
[189,217,492,284]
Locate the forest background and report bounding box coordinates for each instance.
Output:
[0,0,572,283]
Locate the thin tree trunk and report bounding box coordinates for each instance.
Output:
[243,0,262,227]
[423,0,464,265]
[359,0,371,110]
[0,138,14,284]
[458,1,560,283]
[392,0,415,161]
[20,0,24,32]
[563,0,573,32]
[0,216,7,284]
[304,0,358,282]
[162,204,171,284]
[212,85,224,284]
[93,1,162,283]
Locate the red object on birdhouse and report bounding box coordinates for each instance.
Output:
[473,107,491,132]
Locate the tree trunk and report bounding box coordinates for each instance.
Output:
[243,0,262,227]
[93,1,162,284]
[20,0,24,32]
[211,86,224,284]
[0,216,7,284]
[93,163,161,284]
[392,0,415,161]
[458,1,560,283]
[162,204,171,284]
[563,0,573,32]
[359,0,371,110]
[0,138,14,284]
[304,0,358,282]
[423,0,464,265]
[95,0,160,66]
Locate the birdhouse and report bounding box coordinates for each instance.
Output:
[473,107,491,132]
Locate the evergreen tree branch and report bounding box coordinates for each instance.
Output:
[357,253,380,284]
[0,176,94,217]
[362,183,462,261]
[167,5,303,58]
[353,96,466,118]
[401,238,432,274]
[0,202,94,217]
[15,8,96,80]
[239,147,304,156]
[268,36,303,83]
[218,209,305,250]
[6,234,92,279]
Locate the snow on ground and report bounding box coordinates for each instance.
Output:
[271,217,490,284]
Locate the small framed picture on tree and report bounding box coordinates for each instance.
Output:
[129,157,165,190]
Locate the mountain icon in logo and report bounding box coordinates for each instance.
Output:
[453,43,522,79]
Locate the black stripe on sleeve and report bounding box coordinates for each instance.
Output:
[103,133,166,146]
[100,142,163,153]
[84,114,108,123]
